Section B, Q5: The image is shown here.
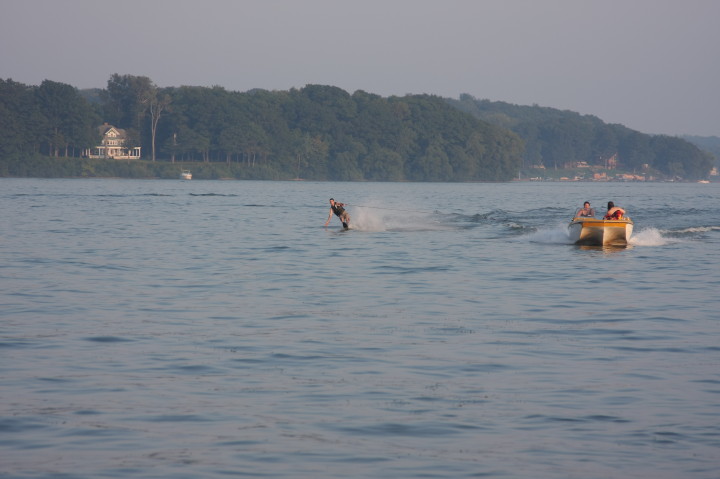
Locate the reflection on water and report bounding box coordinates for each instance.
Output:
[575,243,632,254]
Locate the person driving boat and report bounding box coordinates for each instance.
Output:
[576,201,595,217]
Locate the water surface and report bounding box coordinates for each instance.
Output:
[1,179,719,478]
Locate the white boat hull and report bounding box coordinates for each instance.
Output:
[568,217,633,246]
[180,170,192,180]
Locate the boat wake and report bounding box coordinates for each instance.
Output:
[525,224,573,244]
[665,225,720,236]
[348,206,450,232]
[628,228,677,246]
[523,224,689,247]
[630,224,720,245]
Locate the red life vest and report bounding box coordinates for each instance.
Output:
[604,209,622,220]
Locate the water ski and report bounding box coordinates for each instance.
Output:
[342,222,349,230]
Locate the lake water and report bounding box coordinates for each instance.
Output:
[1,178,719,478]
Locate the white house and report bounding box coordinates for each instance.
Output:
[85,124,141,160]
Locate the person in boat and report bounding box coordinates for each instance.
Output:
[324,198,350,229]
[604,201,626,219]
[576,201,596,217]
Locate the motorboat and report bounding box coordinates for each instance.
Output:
[180,169,192,180]
[568,215,633,246]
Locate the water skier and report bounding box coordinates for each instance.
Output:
[325,198,350,229]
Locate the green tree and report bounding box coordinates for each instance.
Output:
[362,144,404,180]
[102,74,154,131]
[148,89,171,162]
[618,130,654,171]
[36,80,98,157]
[651,135,713,179]
[0,79,46,158]
[409,138,452,180]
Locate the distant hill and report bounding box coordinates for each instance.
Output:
[682,135,720,164]
[447,94,714,180]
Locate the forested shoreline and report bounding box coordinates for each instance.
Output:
[448,95,715,180]
[1,75,715,181]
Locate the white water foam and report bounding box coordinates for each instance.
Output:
[348,206,387,232]
[348,206,449,232]
[525,224,683,247]
[526,224,573,244]
[629,227,682,246]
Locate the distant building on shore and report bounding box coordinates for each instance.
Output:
[84,124,141,160]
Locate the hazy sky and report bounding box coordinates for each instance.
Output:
[2,0,719,136]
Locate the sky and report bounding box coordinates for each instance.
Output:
[2,0,719,137]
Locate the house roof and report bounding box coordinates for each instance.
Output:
[98,123,128,138]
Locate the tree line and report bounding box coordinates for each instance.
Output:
[0,79,99,159]
[1,75,713,181]
[448,95,714,180]
[1,76,523,181]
